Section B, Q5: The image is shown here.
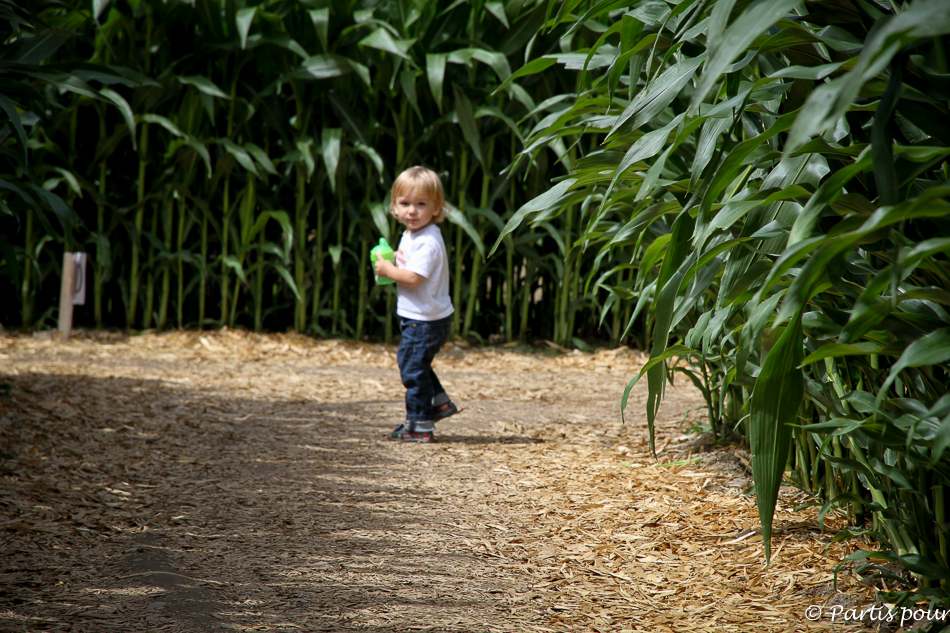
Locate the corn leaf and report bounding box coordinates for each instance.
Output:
[749,313,804,562]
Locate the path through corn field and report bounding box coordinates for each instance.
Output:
[0,331,876,632]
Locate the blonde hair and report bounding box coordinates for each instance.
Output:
[388,166,448,223]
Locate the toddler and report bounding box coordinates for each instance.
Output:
[374,166,458,442]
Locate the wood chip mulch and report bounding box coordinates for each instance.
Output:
[0,330,881,632]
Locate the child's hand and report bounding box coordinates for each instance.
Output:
[374,252,424,288]
[374,253,396,279]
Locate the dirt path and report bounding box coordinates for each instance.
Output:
[0,331,875,632]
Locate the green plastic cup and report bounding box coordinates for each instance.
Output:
[370,237,395,285]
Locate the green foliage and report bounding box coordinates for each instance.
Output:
[1,0,611,345]
[0,0,148,327]
[500,0,950,602]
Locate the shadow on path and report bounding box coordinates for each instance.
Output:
[0,370,520,632]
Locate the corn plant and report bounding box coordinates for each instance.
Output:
[0,0,147,328]
[6,0,639,347]
[498,0,950,604]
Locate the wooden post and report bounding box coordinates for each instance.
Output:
[59,252,77,341]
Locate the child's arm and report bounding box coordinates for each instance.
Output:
[374,254,424,287]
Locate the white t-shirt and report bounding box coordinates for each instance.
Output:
[395,224,454,321]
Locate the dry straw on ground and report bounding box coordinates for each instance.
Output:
[1,330,880,632]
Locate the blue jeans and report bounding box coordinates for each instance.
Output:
[397,316,452,432]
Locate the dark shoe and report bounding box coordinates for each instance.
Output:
[433,401,458,421]
[389,428,435,443]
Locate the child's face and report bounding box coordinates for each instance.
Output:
[394,187,438,233]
